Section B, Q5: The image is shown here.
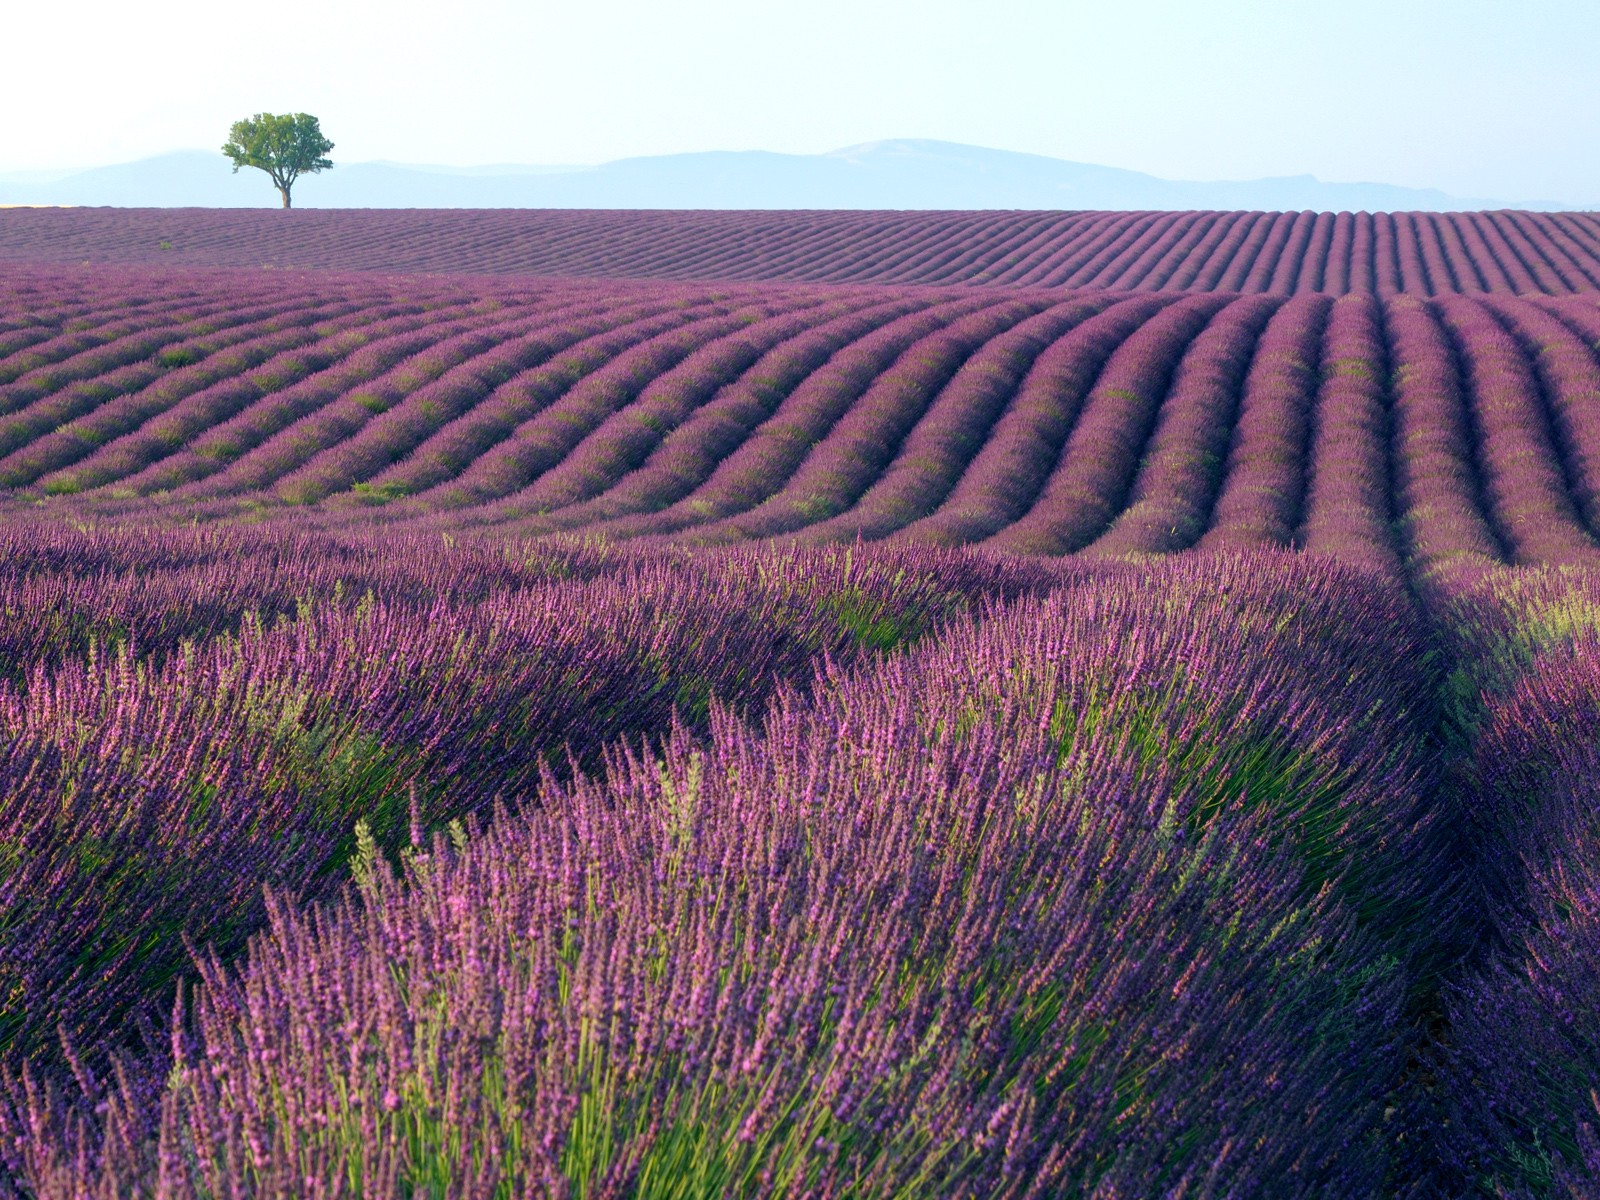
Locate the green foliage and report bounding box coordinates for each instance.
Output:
[222,112,335,208]
[1433,567,1600,748]
[824,585,926,655]
[349,818,379,894]
[349,480,411,504]
[158,347,198,368]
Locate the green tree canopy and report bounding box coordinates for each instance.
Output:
[222,113,334,209]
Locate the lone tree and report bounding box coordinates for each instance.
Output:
[222,113,334,208]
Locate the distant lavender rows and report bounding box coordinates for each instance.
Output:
[6,269,1600,578]
[7,208,1600,295]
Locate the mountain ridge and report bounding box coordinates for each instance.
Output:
[0,139,1579,211]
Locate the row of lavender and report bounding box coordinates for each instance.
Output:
[7,209,1600,295]
[0,519,1517,1195]
[9,269,1600,573]
[1411,561,1600,1196]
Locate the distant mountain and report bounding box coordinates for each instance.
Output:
[0,140,1579,212]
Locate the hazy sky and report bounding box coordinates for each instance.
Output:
[7,0,1598,202]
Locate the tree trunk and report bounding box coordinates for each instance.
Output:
[279,186,292,209]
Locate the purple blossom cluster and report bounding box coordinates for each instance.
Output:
[0,290,228,400]
[468,299,840,522]
[0,294,337,487]
[263,303,681,507]
[1,299,365,493]
[10,245,1600,1200]
[373,297,737,507]
[112,309,505,495]
[4,501,1599,1195]
[603,296,998,540]
[1441,732,1600,1196]
[1295,293,1401,574]
[1484,297,1600,534]
[1433,297,1600,567]
[423,302,786,512]
[37,301,436,495]
[180,303,595,501]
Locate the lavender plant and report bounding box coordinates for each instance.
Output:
[695,299,1042,542]
[1433,297,1600,567]
[0,535,1061,1076]
[1385,296,1506,575]
[7,301,366,493]
[1479,298,1600,541]
[986,294,1229,554]
[1198,293,1331,551]
[607,297,996,539]
[509,297,927,535]
[1440,684,1600,1195]
[429,299,841,519]
[795,297,1110,543]
[1085,294,1279,556]
[896,295,1172,547]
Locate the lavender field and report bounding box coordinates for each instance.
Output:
[6,263,1600,561]
[7,208,1600,292]
[1,211,1599,1196]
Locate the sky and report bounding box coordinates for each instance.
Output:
[5,0,1598,203]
